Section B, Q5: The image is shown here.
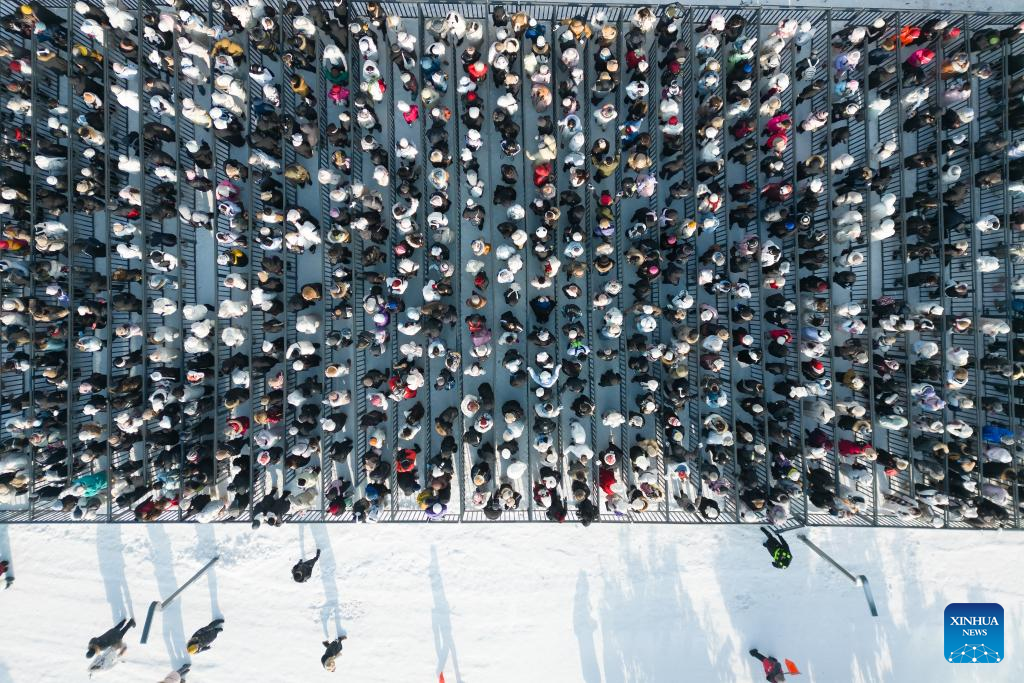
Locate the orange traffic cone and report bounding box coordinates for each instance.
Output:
[784,659,801,676]
[439,674,446,683]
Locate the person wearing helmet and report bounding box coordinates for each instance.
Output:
[186,618,225,655]
[760,527,793,569]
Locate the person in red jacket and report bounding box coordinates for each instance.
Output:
[395,447,417,473]
[839,439,876,459]
[749,649,786,682]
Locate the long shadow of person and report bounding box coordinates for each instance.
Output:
[599,526,708,683]
[310,524,344,638]
[97,525,134,621]
[573,571,602,683]
[429,545,462,682]
[195,526,222,619]
[146,525,188,666]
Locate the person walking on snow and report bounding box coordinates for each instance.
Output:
[761,527,792,569]
[0,560,11,588]
[158,665,191,683]
[292,549,322,583]
[187,619,225,655]
[322,635,347,671]
[86,617,135,673]
[749,648,786,682]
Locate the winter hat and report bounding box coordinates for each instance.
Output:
[506,461,527,479]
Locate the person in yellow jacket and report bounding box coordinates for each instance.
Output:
[211,38,244,59]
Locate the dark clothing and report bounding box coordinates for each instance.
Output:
[187,619,225,654]
[322,636,347,669]
[87,618,135,657]
[292,549,322,582]
[761,527,792,569]
[750,649,786,682]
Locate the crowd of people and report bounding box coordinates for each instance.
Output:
[1,1,1023,527]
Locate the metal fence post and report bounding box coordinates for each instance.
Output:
[797,534,878,616]
[139,555,219,643]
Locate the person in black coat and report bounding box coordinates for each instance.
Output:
[186,619,225,655]
[86,618,136,659]
[322,635,347,671]
[292,549,322,583]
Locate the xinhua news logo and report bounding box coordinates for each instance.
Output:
[944,603,1004,663]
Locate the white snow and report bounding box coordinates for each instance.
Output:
[0,524,1022,682]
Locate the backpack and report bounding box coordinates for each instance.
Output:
[772,547,792,569]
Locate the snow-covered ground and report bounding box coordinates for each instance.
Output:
[0,524,1022,682]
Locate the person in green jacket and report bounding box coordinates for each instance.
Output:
[72,471,108,498]
[761,527,792,569]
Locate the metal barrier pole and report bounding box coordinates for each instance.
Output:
[139,555,219,643]
[315,0,330,522]
[1001,25,1022,529]
[380,9,399,522]
[931,16,953,528]
[797,534,878,616]
[682,7,703,520]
